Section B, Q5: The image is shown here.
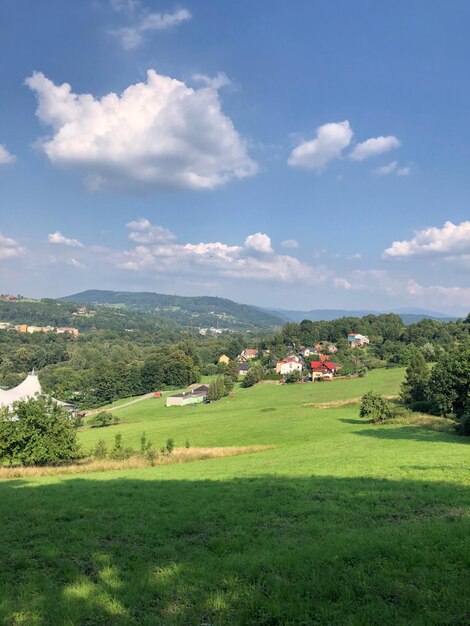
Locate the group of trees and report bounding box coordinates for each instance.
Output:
[362,340,470,435]
[207,360,240,401]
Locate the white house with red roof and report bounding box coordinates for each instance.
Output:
[276,358,303,375]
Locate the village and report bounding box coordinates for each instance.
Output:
[164,332,370,406]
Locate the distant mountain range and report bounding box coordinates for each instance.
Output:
[261,307,459,325]
[62,290,460,331]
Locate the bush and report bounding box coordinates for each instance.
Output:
[109,433,134,460]
[93,439,108,460]
[89,411,118,428]
[0,396,80,466]
[145,447,158,466]
[166,438,174,454]
[241,366,265,388]
[456,409,470,436]
[359,392,393,423]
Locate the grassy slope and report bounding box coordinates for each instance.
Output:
[1,367,470,625]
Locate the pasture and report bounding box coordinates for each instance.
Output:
[1,367,470,625]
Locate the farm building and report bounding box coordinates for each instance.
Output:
[166,390,207,407]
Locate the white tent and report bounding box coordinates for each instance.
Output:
[0,373,42,410]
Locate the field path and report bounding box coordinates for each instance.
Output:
[86,393,155,415]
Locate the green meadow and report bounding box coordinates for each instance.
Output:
[1,368,470,625]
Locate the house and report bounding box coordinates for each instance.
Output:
[56,327,80,337]
[238,362,251,376]
[238,349,258,362]
[188,384,210,394]
[15,324,28,333]
[315,342,338,354]
[218,354,230,365]
[276,358,303,375]
[348,333,369,348]
[166,389,207,407]
[300,347,317,358]
[310,360,342,380]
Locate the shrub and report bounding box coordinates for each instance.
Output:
[359,392,393,423]
[185,439,190,449]
[0,396,80,466]
[93,439,108,460]
[89,411,118,428]
[166,438,174,454]
[241,365,265,388]
[145,447,158,466]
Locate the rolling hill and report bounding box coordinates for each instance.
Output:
[62,290,283,331]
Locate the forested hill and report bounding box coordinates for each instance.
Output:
[264,307,459,325]
[62,290,283,331]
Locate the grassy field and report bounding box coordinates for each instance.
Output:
[1,367,470,625]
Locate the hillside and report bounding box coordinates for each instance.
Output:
[62,290,283,331]
[265,307,458,325]
[2,369,470,624]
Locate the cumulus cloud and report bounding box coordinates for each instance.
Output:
[288,121,353,171]
[115,219,326,284]
[281,239,299,249]
[48,231,84,247]
[0,144,16,165]
[127,218,176,243]
[113,8,191,50]
[244,232,273,254]
[0,232,25,259]
[26,69,257,193]
[349,135,400,161]
[384,220,470,258]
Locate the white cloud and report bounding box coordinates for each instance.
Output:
[406,280,470,308]
[115,220,326,284]
[347,252,362,260]
[26,69,257,193]
[191,72,231,90]
[372,161,398,175]
[288,121,353,171]
[0,232,25,259]
[113,8,191,50]
[397,166,411,176]
[48,231,84,247]
[68,257,86,269]
[244,232,273,254]
[0,144,16,165]
[349,135,400,161]
[281,239,299,249]
[384,220,470,258]
[127,218,176,243]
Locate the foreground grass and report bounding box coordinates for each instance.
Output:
[1,367,470,625]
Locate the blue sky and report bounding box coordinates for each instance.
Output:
[0,0,469,314]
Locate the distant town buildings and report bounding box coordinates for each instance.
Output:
[1,323,80,337]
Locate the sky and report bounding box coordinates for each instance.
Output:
[0,0,469,315]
